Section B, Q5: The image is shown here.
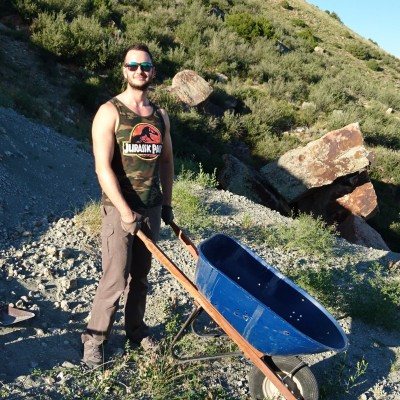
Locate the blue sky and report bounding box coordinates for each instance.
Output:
[307,0,400,58]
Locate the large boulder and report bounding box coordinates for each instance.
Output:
[260,123,374,203]
[169,70,213,106]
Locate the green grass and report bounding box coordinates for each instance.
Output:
[241,211,338,258]
[287,261,400,331]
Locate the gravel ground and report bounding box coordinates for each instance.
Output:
[1,106,400,399]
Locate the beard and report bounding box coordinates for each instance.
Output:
[128,78,152,91]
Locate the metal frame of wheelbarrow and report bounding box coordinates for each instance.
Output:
[137,223,304,400]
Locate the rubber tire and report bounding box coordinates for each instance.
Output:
[248,356,319,400]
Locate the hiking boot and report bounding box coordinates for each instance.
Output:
[82,338,104,368]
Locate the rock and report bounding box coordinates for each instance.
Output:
[301,101,316,110]
[170,70,213,106]
[219,154,290,215]
[215,73,228,83]
[296,171,378,224]
[276,40,290,54]
[260,123,374,203]
[337,215,390,251]
[58,276,78,292]
[46,246,58,257]
[59,248,74,260]
[336,181,378,219]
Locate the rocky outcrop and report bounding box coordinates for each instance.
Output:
[221,123,387,249]
[260,123,374,203]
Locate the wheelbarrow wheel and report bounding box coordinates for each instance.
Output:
[248,356,319,400]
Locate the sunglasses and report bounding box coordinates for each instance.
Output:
[124,62,153,72]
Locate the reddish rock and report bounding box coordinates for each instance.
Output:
[260,123,374,203]
[336,181,378,220]
[296,171,378,224]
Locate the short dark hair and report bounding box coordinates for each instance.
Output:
[123,43,153,62]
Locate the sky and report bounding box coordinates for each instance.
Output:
[307,0,400,59]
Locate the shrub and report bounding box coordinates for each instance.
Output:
[69,76,105,111]
[291,18,308,28]
[328,11,342,23]
[324,106,361,131]
[366,59,383,72]
[297,28,319,49]
[308,75,356,112]
[31,11,121,69]
[243,95,296,137]
[280,0,292,10]
[225,12,275,42]
[369,146,400,186]
[68,14,111,68]
[173,167,215,233]
[31,12,73,58]
[266,213,338,258]
[346,42,372,60]
[251,133,301,164]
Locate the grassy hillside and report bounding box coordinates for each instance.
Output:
[1,0,400,250]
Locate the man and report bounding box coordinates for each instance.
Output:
[82,43,174,368]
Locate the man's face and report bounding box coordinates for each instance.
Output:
[124,50,154,91]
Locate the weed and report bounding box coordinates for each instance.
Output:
[172,164,218,233]
[320,353,368,398]
[265,213,337,258]
[74,199,102,236]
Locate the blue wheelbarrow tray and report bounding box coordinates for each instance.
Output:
[195,234,349,356]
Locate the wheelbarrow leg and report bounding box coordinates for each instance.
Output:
[170,304,203,353]
[170,303,243,362]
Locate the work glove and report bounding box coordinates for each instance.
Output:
[161,205,174,225]
[121,213,143,235]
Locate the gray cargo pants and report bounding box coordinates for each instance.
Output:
[82,204,161,344]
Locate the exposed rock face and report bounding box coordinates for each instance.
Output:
[170,70,213,106]
[221,122,387,249]
[260,123,374,203]
[218,154,290,215]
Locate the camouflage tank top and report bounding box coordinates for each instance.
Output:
[101,97,166,211]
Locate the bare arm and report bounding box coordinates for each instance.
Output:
[92,102,135,223]
[159,109,174,206]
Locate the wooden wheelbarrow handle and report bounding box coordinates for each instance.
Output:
[136,225,299,400]
[168,221,199,260]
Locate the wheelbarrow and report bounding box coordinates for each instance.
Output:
[137,223,348,400]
